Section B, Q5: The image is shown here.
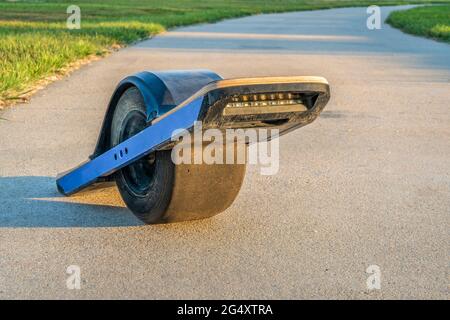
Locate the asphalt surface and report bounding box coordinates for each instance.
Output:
[0,6,449,299]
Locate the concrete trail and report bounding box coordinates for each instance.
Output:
[0,6,449,298]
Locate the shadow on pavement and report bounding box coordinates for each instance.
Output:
[0,176,143,228]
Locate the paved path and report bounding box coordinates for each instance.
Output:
[0,6,449,299]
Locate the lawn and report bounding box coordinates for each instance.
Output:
[1,0,449,106]
[386,5,450,42]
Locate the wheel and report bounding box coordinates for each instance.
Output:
[111,86,247,224]
[111,87,174,223]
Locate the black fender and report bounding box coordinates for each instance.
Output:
[91,69,222,159]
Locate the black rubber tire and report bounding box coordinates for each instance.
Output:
[111,87,175,224]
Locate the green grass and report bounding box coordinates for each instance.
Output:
[1,0,449,104]
[387,5,450,43]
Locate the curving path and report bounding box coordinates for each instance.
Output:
[0,6,449,299]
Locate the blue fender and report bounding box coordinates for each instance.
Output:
[91,70,221,159]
